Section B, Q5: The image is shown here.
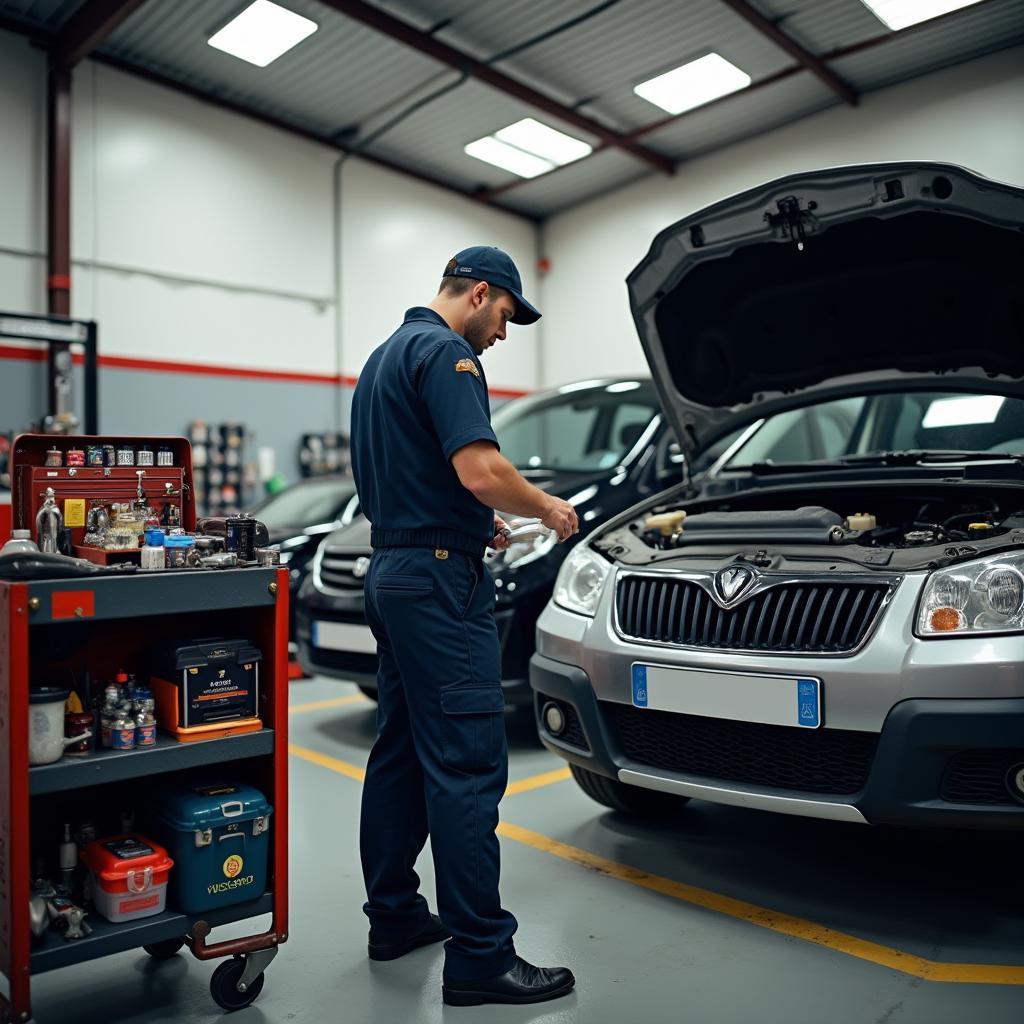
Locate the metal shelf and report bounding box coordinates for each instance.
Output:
[30,893,275,974]
[29,730,275,795]
[25,568,278,625]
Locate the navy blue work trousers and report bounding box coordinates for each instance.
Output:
[360,546,518,980]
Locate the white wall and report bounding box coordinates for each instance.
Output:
[340,158,538,392]
[0,28,537,393]
[539,46,1024,387]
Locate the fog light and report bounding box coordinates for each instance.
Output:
[1007,763,1024,803]
[542,702,566,736]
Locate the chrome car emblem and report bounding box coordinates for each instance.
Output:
[353,556,371,579]
[715,565,755,603]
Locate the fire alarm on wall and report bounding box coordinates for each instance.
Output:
[537,257,551,273]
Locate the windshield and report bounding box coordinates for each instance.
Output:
[724,392,1024,469]
[253,479,356,529]
[491,381,659,472]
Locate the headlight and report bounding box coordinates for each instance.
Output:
[918,551,1024,636]
[486,530,557,571]
[553,545,610,617]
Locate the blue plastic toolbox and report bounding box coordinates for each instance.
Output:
[149,781,273,914]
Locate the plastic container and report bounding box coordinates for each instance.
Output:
[149,782,271,914]
[164,535,195,568]
[1,530,39,555]
[81,835,174,922]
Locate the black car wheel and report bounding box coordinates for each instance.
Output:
[570,763,690,817]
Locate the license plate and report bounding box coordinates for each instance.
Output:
[631,663,821,729]
[312,621,377,654]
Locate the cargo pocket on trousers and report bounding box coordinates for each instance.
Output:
[440,685,505,774]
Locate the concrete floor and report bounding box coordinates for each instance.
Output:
[27,675,1024,1024]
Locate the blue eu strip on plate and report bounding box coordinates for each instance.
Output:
[632,664,648,707]
[797,679,820,728]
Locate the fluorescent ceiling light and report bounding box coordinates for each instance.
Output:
[859,0,984,31]
[208,1,317,68]
[466,118,593,178]
[495,118,593,166]
[464,137,554,178]
[634,53,751,115]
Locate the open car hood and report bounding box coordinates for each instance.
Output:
[627,162,1024,461]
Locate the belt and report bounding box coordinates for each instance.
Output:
[370,526,486,559]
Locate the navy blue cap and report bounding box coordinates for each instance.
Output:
[443,246,541,325]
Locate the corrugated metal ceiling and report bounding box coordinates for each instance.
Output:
[1,0,1020,219]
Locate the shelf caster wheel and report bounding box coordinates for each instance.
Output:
[143,937,186,959]
[210,956,266,1012]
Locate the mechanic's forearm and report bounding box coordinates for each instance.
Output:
[468,455,554,518]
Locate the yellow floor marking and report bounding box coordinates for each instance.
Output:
[504,767,572,796]
[288,743,366,782]
[289,695,368,714]
[495,821,1024,987]
[288,741,1024,986]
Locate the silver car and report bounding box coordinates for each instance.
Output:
[531,162,1024,830]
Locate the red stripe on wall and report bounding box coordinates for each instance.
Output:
[0,346,528,398]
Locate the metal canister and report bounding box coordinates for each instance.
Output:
[135,700,157,746]
[45,447,63,467]
[156,446,174,467]
[137,445,155,467]
[226,515,257,562]
[115,444,135,467]
[66,448,86,467]
[86,445,105,467]
[102,444,117,467]
[109,707,136,750]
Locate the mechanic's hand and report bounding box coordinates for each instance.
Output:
[489,514,511,551]
[541,497,579,542]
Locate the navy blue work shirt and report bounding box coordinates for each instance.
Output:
[350,307,498,558]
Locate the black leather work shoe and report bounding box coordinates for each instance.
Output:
[442,956,576,1006]
[368,913,450,961]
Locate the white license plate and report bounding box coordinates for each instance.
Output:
[312,621,378,654]
[631,663,821,729]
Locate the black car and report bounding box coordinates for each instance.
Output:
[296,378,682,704]
[247,475,360,640]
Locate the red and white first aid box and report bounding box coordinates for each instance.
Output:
[81,835,175,923]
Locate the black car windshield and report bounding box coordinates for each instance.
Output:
[724,392,1024,469]
[253,479,356,530]
[492,380,659,472]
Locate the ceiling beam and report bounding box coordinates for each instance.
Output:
[52,0,148,69]
[318,0,675,175]
[718,0,858,105]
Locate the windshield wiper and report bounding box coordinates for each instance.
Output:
[738,450,1023,473]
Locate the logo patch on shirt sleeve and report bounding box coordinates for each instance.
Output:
[455,357,480,378]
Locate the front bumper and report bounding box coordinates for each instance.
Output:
[530,574,1024,830]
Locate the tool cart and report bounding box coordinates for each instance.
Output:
[0,436,289,1021]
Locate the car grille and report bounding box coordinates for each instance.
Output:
[942,749,1024,805]
[616,575,891,653]
[608,703,878,795]
[318,549,370,592]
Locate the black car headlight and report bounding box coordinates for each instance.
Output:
[917,550,1024,636]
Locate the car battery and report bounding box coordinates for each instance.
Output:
[148,782,272,914]
[150,637,263,742]
[80,835,174,923]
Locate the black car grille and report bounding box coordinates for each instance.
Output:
[608,703,878,795]
[616,576,891,653]
[319,550,370,592]
[942,749,1024,805]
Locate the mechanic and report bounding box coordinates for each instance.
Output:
[350,246,579,1007]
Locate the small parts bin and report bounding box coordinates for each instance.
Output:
[150,782,272,915]
[81,836,174,923]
